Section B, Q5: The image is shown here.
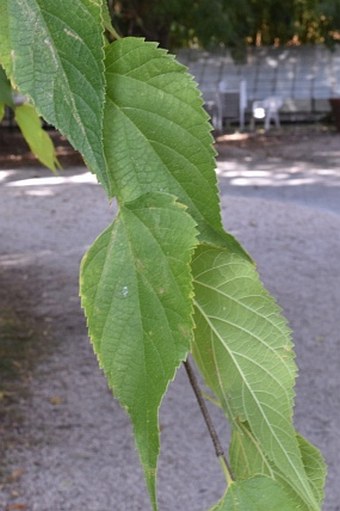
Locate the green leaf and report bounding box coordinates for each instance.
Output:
[1,0,108,190]
[229,421,274,480]
[209,476,297,511]
[14,104,60,172]
[101,0,119,39]
[0,65,13,107]
[297,433,326,506]
[0,102,4,123]
[230,423,326,507]
[80,192,197,510]
[191,245,320,510]
[229,422,326,509]
[103,37,248,258]
[0,2,11,73]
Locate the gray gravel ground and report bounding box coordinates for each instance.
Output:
[1,130,340,511]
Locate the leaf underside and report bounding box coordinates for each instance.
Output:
[209,476,297,511]
[229,422,326,509]
[191,245,323,510]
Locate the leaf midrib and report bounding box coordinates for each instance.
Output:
[106,96,221,234]
[196,276,291,343]
[106,68,209,130]
[194,299,317,510]
[18,0,105,172]
[106,95,213,168]
[122,203,194,381]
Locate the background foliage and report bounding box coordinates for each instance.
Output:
[109,0,340,51]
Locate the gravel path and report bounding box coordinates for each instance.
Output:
[1,131,340,511]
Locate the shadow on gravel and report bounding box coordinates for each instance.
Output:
[0,265,54,481]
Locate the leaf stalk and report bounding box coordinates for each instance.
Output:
[183,359,234,485]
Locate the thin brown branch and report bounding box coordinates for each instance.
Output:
[183,359,234,482]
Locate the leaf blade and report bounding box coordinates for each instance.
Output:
[209,476,297,511]
[229,422,326,509]
[103,37,249,258]
[0,2,11,72]
[297,433,326,506]
[2,0,108,189]
[192,244,320,510]
[80,192,198,509]
[0,65,13,107]
[14,104,60,172]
